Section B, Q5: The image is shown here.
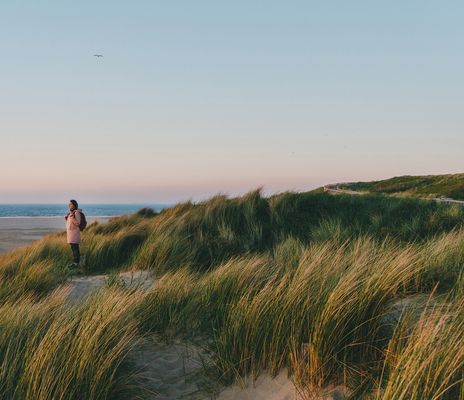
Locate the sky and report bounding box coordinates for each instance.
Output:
[1,1,463,203]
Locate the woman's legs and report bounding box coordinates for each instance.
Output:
[70,243,80,265]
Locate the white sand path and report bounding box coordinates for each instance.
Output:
[215,373,347,400]
[65,269,154,301]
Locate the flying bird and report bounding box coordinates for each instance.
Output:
[93,54,103,58]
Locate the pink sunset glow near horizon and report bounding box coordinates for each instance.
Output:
[1,1,463,204]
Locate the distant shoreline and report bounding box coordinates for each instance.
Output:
[0,204,170,219]
[0,215,121,219]
[0,216,111,254]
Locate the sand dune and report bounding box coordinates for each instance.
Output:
[130,337,213,400]
[216,372,347,400]
[60,270,349,400]
[131,337,348,400]
[216,371,306,400]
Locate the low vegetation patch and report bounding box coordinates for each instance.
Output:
[339,173,464,200]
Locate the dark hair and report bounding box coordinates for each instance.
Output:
[70,199,78,209]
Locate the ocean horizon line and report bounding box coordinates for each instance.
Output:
[0,204,171,218]
[0,203,169,206]
[0,215,116,219]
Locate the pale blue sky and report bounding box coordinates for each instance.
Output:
[1,1,463,203]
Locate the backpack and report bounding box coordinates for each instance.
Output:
[73,210,88,231]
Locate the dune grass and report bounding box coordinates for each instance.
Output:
[2,190,463,286]
[0,287,143,400]
[339,173,464,200]
[0,233,69,301]
[377,296,464,400]
[0,189,463,399]
[135,231,464,396]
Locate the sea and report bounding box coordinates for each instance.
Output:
[0,204,171,253]
[0,204,170,218]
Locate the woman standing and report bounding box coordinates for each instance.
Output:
[66,199,82,268]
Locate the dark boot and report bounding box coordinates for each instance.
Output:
[70,243,80,266]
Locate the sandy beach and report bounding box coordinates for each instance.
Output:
[0,217,110,254]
